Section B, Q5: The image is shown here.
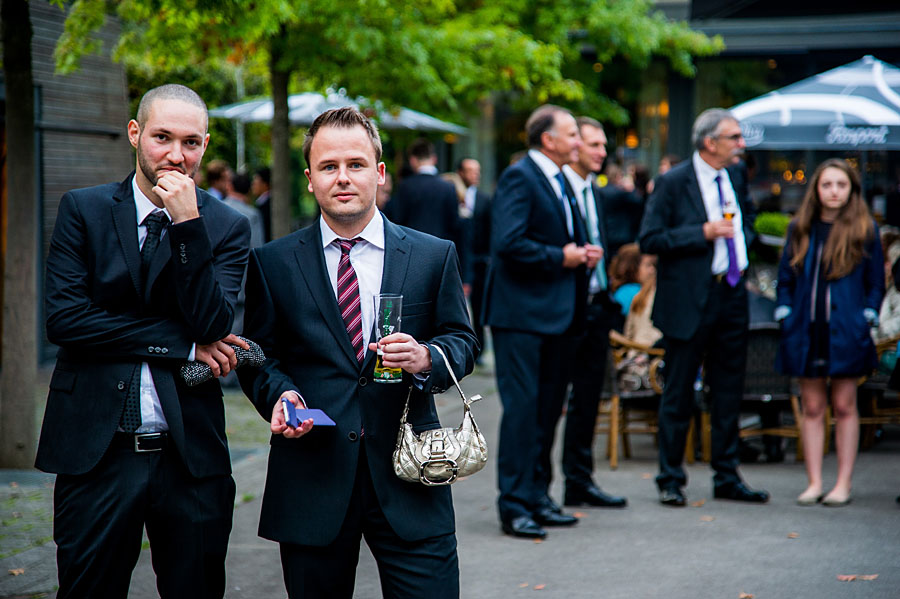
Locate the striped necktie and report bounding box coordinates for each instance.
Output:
[335,238,365,363]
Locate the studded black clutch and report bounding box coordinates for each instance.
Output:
[180,336,266,387]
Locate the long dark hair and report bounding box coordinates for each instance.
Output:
[789,158,872,279]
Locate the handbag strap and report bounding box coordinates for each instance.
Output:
[398,343,481,425]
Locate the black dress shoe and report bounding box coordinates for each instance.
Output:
[533,507,578,526]
[538,494,562,514]
[564,484,627,508]
[714,482,770,503]
[659,487,686,506]
[501,516,547,539]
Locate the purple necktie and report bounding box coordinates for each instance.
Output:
[714,174,741,287]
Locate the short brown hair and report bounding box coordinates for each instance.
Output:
[303,107,382,167]
[136,84,207,132]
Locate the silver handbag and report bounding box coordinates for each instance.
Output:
[393,344,488,486]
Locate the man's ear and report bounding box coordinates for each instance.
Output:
[127,120,140,149]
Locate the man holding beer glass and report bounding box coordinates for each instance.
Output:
[639,108,769,507]
[239,107,477,598]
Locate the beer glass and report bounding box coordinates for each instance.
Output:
[722,197,737,221]
[374,293,403,383]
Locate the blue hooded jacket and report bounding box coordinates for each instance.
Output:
[775,220,884,377]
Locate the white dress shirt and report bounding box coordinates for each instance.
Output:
[131,178,173,433]
[320,211,386,353]
[692,152,749,275]
[529,148,574,237]
[563,166,606,293]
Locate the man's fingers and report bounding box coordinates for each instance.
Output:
[223,333,250,350]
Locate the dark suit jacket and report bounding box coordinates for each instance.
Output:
[386,172,460,243]
[238,215,478,546]
[639,159,755,340]
[459,189,491,285]
[483,155,586,334]
[598,185,644,256]
[36,173,251,478]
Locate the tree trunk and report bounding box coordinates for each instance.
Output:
[269,27,292,240]
[0,0,38,468]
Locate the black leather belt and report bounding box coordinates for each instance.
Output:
[713,270,746,284]
[112,431,169,452]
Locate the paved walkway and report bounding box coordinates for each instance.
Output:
[2,363,900,598]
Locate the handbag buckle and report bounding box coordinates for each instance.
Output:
[418,459,459,485]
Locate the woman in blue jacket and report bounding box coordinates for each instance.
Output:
[775,158,884,507]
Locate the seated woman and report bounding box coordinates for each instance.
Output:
[624,254,661,348]
[609,243,656,317]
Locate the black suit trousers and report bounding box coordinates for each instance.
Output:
[278,443,459,599]
[656,279,748,491]
[494,327,575,521]
[53,442,235,599]
[562,299,618,489]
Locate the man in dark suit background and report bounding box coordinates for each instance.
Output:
[560,116,627,509]
[251,166,272,242]
[37,84,251,598]
[456,157,491,358]
[386,138,460,243]
[639,108,769,507]
[238,107,477,598]
[484,104,602,539]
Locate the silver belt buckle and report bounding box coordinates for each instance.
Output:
[134,432,164,452]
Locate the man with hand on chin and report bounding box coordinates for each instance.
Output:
[239,107,476,598]
[37,84,251,598]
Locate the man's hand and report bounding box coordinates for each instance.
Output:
[195,333,249,378]
[584,244,604,269]
[270,391,313,438]
[153,171,200,224]
[562,242,588,269]
[368,333,432,374]
[703,219,735,240]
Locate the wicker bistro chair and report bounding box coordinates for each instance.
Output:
[734,323,807,461]
[857,334,900,448]
[598,330,697,469]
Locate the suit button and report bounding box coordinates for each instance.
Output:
[161,348,168,354]
[358,377,367,386]
[181,257,188,264]
[347,431,358,442]
[117,381,126,391]
[154,347,162,353]
[148,346,155,353]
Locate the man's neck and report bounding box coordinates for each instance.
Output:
[539,148,565,169]
[134,170,165,208]
[698,151,724,171]
[570,163,590,181]
[324,207,377,239]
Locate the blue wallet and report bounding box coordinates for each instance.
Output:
[281,398,336,428]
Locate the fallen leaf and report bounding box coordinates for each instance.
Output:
[519,583,529,588]
[573,512,586,518]
[9,482,18,489]
[700,515,715,522]
[787,532,799,539]
[532,538,543,544]
[641,472,653,480]
[690,499,706,507]
[739,593,754,598]
[837,575,857,582]
[860,574,879,581]
[8,568,24,576]
[534,584,546,590]
[11,512,22,519]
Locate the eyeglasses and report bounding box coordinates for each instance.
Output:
[717,133,743,141]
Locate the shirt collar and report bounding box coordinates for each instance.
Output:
[416,165,439,176]
[131,176,171,225]
[528,148,564,184]
[562,164,590,196]
[319,210,385,250]
[693,151,725,183]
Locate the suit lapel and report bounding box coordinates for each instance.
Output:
[523,156,569,236]
[363,217,411,371]
[684,164,709,222]
[144,189,208,302]
[111,177,142,297]
[293,224,361,367]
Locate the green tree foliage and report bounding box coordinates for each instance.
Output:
[51,0,722,124]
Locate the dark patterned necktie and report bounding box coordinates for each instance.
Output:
[335,238,365,363]
[121,210,170,432]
